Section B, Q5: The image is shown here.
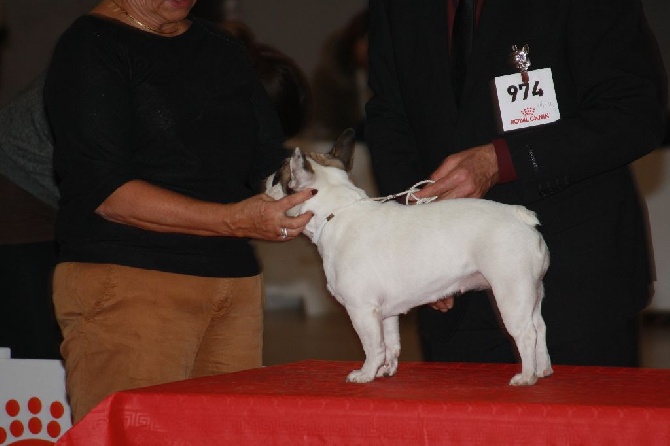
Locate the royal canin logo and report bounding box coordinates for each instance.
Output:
[521,107,536,116]
[510,108,550,125]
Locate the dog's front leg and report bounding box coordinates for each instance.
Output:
[345,306,386,383]
[376,316,400,378]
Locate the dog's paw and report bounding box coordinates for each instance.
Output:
[536,354,553,378]
[537,365,553,378]
[375,359,398,378]
[346,369,375,383]
[509,373,538,386]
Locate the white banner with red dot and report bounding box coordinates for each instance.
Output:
[0,348,71,445]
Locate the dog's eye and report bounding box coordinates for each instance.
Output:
[271,174,280,186]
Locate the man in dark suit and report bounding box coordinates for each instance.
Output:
[365,0,667,366]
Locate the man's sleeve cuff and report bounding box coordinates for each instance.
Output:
[493,138,517,183]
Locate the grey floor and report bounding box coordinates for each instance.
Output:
[263,303,670,369]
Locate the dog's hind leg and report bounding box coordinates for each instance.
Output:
[507,320,539,386]
[505,318,539,386]
[377,316,400,378]
[493,283,539,386]
[345,305,386,383]
[533,283,553,378]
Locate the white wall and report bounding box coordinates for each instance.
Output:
[631,0,670,310]
[633,150,670,311]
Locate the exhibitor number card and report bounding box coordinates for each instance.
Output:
[494,68,560,132]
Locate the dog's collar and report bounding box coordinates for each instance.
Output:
[310,180,438,245]
[310,200,364,245]
[311,213,335,245]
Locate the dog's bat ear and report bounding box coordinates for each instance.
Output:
[288,147,314,191]
[330,128,356,172]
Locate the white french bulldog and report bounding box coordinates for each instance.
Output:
[266,129,552,386]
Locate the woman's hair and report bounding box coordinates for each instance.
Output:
[308,8,369,140]
[220,20,311,139]
[248,43,312,139]
[333,8,369,74]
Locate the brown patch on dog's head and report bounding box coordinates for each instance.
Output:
[330,128,356,172]
[305,151,346,170]
[304,128,356,171]
[267,129,356,197]
[270,158,292,193]
[271,149,314,195]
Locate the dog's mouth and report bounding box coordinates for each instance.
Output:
[273,158,294,194]
[266,158,295,198]
[270,161,285,188]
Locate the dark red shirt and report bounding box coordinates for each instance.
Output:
[449,0,517,183]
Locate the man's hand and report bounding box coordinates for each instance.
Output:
[430,296,455,312]
[413,143,499,201]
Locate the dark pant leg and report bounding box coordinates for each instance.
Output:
[418,291,640,367]
[547,317,640,367]
[418,291,518,364]
[0,241,61,359]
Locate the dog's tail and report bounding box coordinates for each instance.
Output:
[514,206,541,227]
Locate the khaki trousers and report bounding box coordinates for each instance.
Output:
[53,262,264,423]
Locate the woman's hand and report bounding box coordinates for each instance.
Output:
[225,189,316,241]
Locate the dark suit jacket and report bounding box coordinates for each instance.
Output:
[365,0,667,344]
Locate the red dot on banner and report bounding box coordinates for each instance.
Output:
[9,420,24,437]
[0,427,7,443]
[28,417,43,435]
[47,420,62,439]
[28,396,42,414]
[50,401,65,419]
[5,399,20,417]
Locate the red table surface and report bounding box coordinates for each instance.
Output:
[57,360,670,445]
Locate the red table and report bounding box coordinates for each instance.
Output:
[57,360,670,445]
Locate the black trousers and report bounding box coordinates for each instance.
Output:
[0,241,62,359]
[418,291,640,367]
